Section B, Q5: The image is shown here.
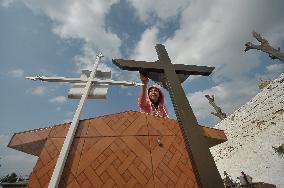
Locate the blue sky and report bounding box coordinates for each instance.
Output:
[1,0,284,177]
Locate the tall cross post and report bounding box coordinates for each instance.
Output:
[113,44,224,188]
[27,53,142,188]
[47,53,105,188]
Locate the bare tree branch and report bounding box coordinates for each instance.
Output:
[245,31,284,63]
[205,94,227,120]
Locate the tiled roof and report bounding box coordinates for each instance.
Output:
[8,111,227,188]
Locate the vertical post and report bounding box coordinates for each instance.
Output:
[48,53,103,188]
[155,44,224,188]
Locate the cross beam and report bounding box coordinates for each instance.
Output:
[26,76,142,86]
[113,59,214,75]
[112,44,224,188]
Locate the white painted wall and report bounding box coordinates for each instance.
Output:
[210,74,284,187]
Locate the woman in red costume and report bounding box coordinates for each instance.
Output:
[138,72,169,118]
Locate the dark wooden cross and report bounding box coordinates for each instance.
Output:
[113,44,224,188]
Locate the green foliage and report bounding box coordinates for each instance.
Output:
[0,172,18,183]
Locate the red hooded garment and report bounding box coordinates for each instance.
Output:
[138,85,169,118]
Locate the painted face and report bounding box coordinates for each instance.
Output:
[149,88,160,103]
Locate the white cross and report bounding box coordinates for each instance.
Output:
[27,53,142,188]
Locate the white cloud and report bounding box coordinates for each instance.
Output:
[22,0,121,60]
[187,77,259,124]
[256,62,284,83]
[19,0,124,81]
[73,44,113,72]
[130,27,159,61]
[0,134,10,145]
[32,86,46,95]
[254,63,284,82]
[266,64,284,75]
[0,0,14,7]
[131,0,284,123]
[8,69,24,78]
[166,0,284,73]
[48,96,66,104]
[72,43,129,84]
[25,86,46,96]
[127,0,190,24]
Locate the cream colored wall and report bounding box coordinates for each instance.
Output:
[210,73,284,187]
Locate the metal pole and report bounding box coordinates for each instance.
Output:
[48,53,103,188]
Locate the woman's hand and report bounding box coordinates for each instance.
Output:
[139,72,149,85]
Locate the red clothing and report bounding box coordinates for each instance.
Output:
[138,86,169,118]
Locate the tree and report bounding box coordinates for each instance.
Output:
[245,31,284,63]
[0,172,18,183]
[205,94,227,120]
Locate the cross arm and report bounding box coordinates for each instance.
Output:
[26,76,85,83]
[26,76,142,87]
[96,79,143,86]
[113,59,214,76]
[112,59,164,73]
[173,64,214,76]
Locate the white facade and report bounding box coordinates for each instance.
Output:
[210,74,284,187]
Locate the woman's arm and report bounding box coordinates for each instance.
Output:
[139,72,149,100]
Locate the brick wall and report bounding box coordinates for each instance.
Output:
[210,73,284,187]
